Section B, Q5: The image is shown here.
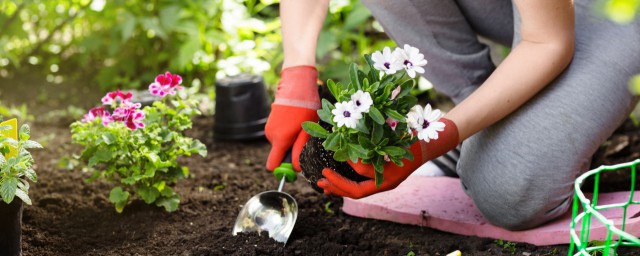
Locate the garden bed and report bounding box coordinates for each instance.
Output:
[2,74,636,255]
[14,114,637,255]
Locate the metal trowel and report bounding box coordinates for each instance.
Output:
[232,153,298,244]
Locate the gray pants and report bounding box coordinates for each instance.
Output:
[361,0,640,230]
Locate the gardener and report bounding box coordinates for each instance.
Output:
[265,0,640,230]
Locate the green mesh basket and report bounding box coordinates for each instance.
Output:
[569,159,640,256]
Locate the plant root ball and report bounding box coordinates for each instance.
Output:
[299,135,369,193]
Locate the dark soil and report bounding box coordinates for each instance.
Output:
[2,76,640,255]
[299,126,369,193]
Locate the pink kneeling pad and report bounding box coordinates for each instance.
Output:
[342,176,640,246]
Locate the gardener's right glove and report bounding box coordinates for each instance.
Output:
[265,65,320,172]
[317,118,459,199]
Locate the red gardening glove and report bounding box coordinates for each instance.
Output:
[265,66,320,172]
[317,118,459,199]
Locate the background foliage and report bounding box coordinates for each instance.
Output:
[0,0,393,95]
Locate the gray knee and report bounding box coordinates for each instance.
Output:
[459,170,572,231]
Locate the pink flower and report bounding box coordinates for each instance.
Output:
[386,117,399,131]
[125,110,145,130]
[149,72,183,97]
[82,107,107,122]
[102,89,133,105]
[82,107,116,127]
[112,107,133,122]
[101,112,115,126]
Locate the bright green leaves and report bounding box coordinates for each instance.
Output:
[302,122,329,139]
[0,121,41,205]
[88,148,113,167]
[109,187,130,213]
[70,96,207,213]
[368,107,385,125]
[1,175,18,204]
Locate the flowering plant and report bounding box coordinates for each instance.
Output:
[302,45,445,186]
[70,72,207,213]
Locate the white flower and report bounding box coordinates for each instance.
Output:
[351,90,373,113]
[371,47,403,75]
[394,44,428,78]
[406,104,445,142]
[332,101,362,129]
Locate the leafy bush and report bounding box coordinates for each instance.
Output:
[70,72,207,212]
[0,0,392,94]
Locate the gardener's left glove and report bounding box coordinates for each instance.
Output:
[317,118,459,199]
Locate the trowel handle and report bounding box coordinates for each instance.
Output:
[273,151,296,183]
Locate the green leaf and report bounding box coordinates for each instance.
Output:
[159,5,181,30]
[397,79,415,99]
[358,136,376,149]
[21,140,42,149]
[333,148,349,162]
[344,2,372,30]
[375,172,384,187]
[319,99,335,125]
[347,146,358,163]
[137,186,160,204]
[368,107,385,125]
[102,133,116,145]
[349,144,368,158]
[354,118,369,134]
[14,188,31,205]
[88,149,112,167]
[327,79,341,100]
[371,124,384,145]
[1,176,18,204]
[121,12,136,41]
[156,196,180,212]
[384,108,405,122]
[318,108,334,125]
[349,63,361,90]
[323,132,340,151]
[364,54,380,83]
[381,146,406,157]
[19,124,30,141]
[302,122,329,138]
[190,140,208,157]
[109,187,130,213]
[177,38,201,68]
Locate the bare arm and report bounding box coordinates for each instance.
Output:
[445,0,575,141]
[280,0,329,68]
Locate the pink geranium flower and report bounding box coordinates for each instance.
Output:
[82,107,107,122]
[82,106,116,126]
[102,89,133,105]
[125,111,145,130]
[149,71,183,97]
[112,107,133,122]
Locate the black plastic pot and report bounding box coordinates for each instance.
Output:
[0,199,23,256]
[213,74,271,141]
